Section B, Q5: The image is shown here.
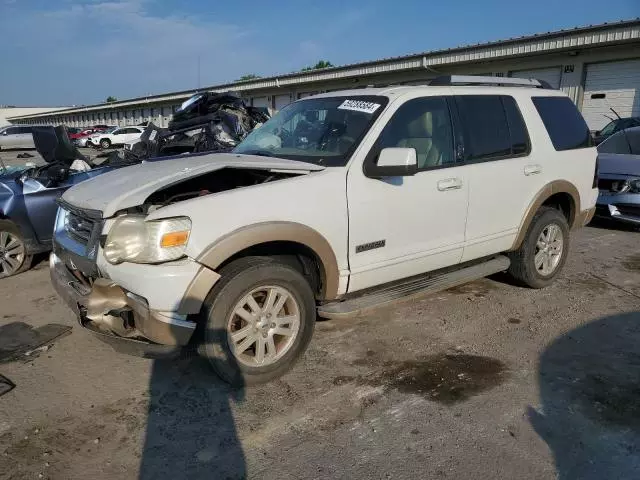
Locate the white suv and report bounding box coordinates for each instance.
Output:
[89,126,144,149]
[50,76,598,384]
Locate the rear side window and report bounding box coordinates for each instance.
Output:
[532,96,591,150]
[455,95,530,161]
[456,95,510,161]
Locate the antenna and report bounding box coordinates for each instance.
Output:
[197,55,201,90]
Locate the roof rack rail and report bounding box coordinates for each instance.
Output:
[429,75,554,89]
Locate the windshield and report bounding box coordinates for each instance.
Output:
[599,120,617,136]
[598,127,640,155]
[233,95,388,166]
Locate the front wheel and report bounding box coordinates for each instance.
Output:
[507,207,570,288]
[0,220,33,278]
[199,257,316,386]
[100,139,111,149]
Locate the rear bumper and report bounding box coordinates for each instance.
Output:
[575,206,596,227]
[50,252,197,352]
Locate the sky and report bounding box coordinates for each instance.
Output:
[0,0,637,106]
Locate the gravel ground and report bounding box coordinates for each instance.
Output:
[1,149,639,479]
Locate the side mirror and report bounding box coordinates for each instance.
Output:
[365,147,418,178]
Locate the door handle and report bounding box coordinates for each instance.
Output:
[524,164,542,176]
[437,178,463,191]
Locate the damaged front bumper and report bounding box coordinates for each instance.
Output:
[50,252,198,356]
[596,192,640,225]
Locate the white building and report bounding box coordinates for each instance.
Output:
[0,106,69,127]
[7,19,640,131]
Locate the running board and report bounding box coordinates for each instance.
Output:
[318,256,510,319]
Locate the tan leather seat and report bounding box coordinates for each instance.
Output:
[396,112,442,168]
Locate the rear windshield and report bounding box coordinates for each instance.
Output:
[532,96,592,151]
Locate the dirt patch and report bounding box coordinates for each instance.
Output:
[339,354,507,405]
[446,280,498,298]
[0,322,72,363]
[622,254,640,273]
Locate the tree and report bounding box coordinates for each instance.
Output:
[301,60,334,72]
[235,74,262,82]
[105,96,117,103]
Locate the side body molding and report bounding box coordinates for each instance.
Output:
[196,222,341,300]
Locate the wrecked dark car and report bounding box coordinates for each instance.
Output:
[595,126,640,226]
[119,91,270,161]
[0,126,127,277]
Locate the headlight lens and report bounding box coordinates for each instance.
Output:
[103,215,191,265]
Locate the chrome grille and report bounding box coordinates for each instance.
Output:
[65,211,96,244]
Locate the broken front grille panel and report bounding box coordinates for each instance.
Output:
[65,211,96,245]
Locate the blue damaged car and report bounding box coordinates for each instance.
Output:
[0,126,126,278]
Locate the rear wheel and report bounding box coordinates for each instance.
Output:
[507,207,569,288]
[199,257,316,386]
[100,139,111,149]
[0,220,33,278]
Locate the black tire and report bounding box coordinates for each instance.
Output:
[199,256,316,386]
[100,139,111,149]
[0,220,33,278]
[507,207,570,288]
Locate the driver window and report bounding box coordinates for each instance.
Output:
[377,97,454,169]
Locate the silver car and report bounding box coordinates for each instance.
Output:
[595,126,640,225]
[0,125,35,150]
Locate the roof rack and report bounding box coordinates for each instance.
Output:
[429,75,554,89]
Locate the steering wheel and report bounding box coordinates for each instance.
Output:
[277,127,293,147]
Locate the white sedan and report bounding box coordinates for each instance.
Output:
[89,126,144,149]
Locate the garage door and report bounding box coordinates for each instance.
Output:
[510,67,562,89]
[581,59,640,130]
[252,97,270,109]
[274,94,291,112]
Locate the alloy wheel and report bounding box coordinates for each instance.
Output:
[0,230,25,278]
[534,223,564,276]
[227,285,301,367]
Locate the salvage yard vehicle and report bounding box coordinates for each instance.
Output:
[50,76,598,385]
[594,126,640,225]
[0,126,134,277]
[0,125,35,150]
[123,92,270,158]
[592,116,640,145]
[89,126,144,149]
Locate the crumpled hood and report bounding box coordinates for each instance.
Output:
[598,153,640,177]
[61,152,324,217]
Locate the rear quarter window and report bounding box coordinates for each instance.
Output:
[532,96,591,151]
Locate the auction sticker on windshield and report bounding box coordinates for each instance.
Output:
[338,99,381,114]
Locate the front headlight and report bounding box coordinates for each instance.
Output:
[103,215,191,265]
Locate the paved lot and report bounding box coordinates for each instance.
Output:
[1,147,107,170]
[1,147,639,479]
